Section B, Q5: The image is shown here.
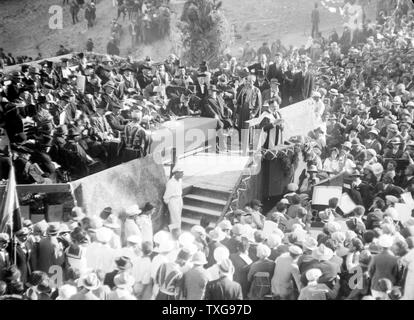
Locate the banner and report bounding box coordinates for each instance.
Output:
[279,98,323,141]
[0,166,22,233]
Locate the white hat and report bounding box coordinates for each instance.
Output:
[103,215,120,229]
[153,230,172,244]
[154,239,175,253]
[126,205,141,217]
[209,227,226,242]
[79,273,101,291]
[312,91,321,98]
[378,234,394,248]
[181,242,198,255]
[114,273,135,289]
[306,268,323,282]
[366,149,377,157]
[213,246,230,263]
[287,183,299,192]
[385,195,399,204]
[385,207,399,221]
[302,237,318,251]
[172,165,184,174]
[312,244,334,261]
[190,225,206,236]
[266,233,282,248]
[192,251,208,265]
[218,219,232,231]
[95,228,113,244]
[127,235,142,245]
[280,198,290,205]
[56,284,77,300]
[256,244,271,259]
[289,245,303,256]
[178,232,195,246]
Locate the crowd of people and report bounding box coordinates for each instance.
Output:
[1,0,414,300]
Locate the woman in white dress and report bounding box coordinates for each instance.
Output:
[323,147,341,174]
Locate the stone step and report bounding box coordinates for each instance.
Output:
[181,216,200,229]
[191,185,232,201]
[183,194,227,211]
[182,204,222,219]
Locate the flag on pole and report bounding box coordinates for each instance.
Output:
[0,166,22,234]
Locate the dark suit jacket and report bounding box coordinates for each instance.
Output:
[267,64,284,83]
[374,183,404,199]
[105,112,127,137]
[204,276,243,300]
[104,269,119,290]
[248,62,269,76]
[9,243,32,284]
[230,253,251,298]
[292,71,314,103]
[369,251,400,291]
[261,89,282,105]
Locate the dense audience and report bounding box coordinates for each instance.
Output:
[1,0,414,300]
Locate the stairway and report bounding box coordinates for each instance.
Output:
[181,185,231,230]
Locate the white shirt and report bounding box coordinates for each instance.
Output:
[163,178,182,204]
[124,219,142,240]
[136,215,153,243]
[132,256,152,285]
[85,242,116,274]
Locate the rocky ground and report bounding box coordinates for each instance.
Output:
[0,0,378,62]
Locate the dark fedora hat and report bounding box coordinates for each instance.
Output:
[140,202,155,215]
[115,256,133,270]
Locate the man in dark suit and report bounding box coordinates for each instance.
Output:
[8,228,33,284]
[204,259,243,300]
[267,53,284,84]
[195,73,209,100]
[229,238,252,298]
[248,54,269,78]
[104,256,133,289]
[202,85,233,129]
[292,58,314,103]
[254,70,270,93]
[374,172,404,200]
[262,79,282,106]
[105,103,127,138]
[167,89,199,118]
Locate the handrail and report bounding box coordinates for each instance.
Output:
[219,152,257,221]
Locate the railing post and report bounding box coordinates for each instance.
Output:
[170,147,177,178]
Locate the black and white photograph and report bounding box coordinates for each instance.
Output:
[1,0,414,306]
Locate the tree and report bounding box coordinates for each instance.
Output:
[178,0,231,68]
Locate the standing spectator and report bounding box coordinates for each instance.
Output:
[69,273,100,300]
[230,237,252,298]
[155,248,191,300]
[85,2,96,29]
[70,0,80,25]
[369,234,401,299]
[36,223,65,275]
[106,37,120,56]
[311,3,320,38]
[163,166,184,232]
[182,251,210,300]
[204,259,243,300]
[0,234,10,281]
[86,38,94,52]
[271,245,302,300]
